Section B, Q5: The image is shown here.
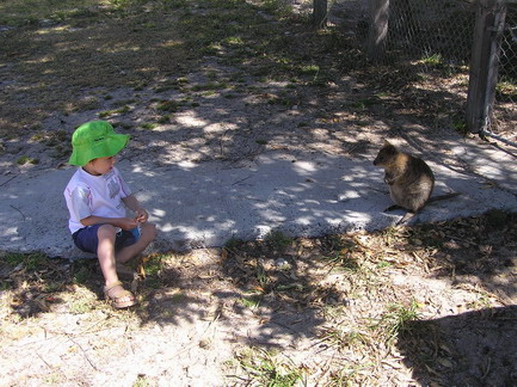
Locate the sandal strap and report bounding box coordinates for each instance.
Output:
[104,282,134,299]
[103,281,136,309]
[104,281,124,293]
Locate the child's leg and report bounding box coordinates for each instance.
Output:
[116,222,157,264]
[96,224,121,287]
[97,224,136,308]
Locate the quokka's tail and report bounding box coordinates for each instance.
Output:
[427,192,461,204]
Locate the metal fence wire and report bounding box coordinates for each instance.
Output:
[495,2,517,141]
[386,0,476,65]
[334,0,517,144]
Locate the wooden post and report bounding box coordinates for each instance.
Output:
[466,0,507,133]
[367,0,390,62]
[313,0,328,29]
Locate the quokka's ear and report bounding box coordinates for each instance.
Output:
[383,139,392,147]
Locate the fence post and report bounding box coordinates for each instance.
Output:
[466,0,507,133]
[367,0,390,62]
[313,0,328,28]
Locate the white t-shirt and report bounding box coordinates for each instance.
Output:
[64,167,132,234]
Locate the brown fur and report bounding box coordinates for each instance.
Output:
[373,141,435,214]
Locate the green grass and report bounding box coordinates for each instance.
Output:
[16,156,39,165]
[156,100,182,112]
[98,106,131,119]
[235,348,305,386]
[4,252,46,271]
[421,53,444,67]
[68,297,96,314]
[375,300,421,343]
[264,230,292,252]
[0,0,99,26]
[140,123,158,130]
[240,292,262,309]
[0,0,354,139]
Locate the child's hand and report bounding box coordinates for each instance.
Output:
[135,208,149,223]
[118,217,139,230]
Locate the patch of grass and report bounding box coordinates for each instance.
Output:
[98,106,131,118]
[255,261,270,289]
[31,130,70,159]
[154,78,188,93]
[68,297,96,314]
[191,82,229,92]
[320,235,360,271]
[421,53,444,67]
[496,78,517,100]
[300,64,320,76]
[4,252,46,271]
[16,155,39,165]
[319,326,367,351]
[223,36,244,46]
[133,374,155,387]
[261,0,293,17]
[264,230,292,252]
[452,115,468,134]
[31,130,68,147]
[142,254,165,277]
[234,347,305,386]
[240,291,262,309]
[0,0,99,26]
[380,225,405,244]
[376,260,392,269]
[140,123,158,130]
[374,300,421,343]
[156,100,182,112]
[157,115,171,124]
[72,263,94,284]
[42,281,63,293]
[329,364,376,386]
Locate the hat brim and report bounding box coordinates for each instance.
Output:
[69,133,129,166]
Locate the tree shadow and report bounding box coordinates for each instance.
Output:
[397,305,517,386]
[415,210,517,303]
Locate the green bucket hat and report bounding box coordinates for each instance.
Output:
[69,120,129,166]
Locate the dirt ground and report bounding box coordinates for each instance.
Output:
[1,214,516,386]
[1,0,516,386]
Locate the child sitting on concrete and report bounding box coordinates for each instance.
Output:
[64,120,156,308]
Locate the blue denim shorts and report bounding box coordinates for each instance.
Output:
[72,224,137,254]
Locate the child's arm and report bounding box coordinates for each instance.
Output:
[80,215,138,231]
[122,194,149,223]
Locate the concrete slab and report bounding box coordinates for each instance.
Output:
[2,145,517,259]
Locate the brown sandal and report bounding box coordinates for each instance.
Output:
[104,281,137,309]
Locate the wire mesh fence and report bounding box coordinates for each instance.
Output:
[494,2,517,140]
[386,0,476,66]
[327,0,516,144]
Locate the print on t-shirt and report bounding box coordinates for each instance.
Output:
[106,172,120,199]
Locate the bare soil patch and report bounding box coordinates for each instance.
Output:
[1,212,516,385]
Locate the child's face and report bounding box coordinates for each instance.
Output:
[84,156,116,176]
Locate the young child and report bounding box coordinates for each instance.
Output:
[64,120,156,309]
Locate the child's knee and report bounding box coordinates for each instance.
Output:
[97,224,118,239]
[141,222,157,242]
